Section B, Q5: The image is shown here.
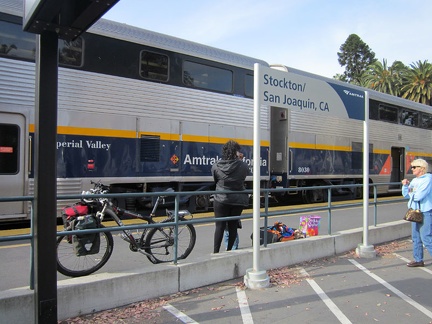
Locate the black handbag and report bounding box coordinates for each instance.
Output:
[403,200,423,223]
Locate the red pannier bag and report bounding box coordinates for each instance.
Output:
[61,203,89,227]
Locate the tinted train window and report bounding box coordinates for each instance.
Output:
[140,51,169,81]
[400,109,418,127]
[140,135,160,162]
[369,100,379,120]
[245,74,253,98]
[421,113,432,129]
[183,61,232,93]
[0,124,19,174]
[378,105,398,123]
[59,38,83,67]
[0,20,35,60]
[0,19,83,67]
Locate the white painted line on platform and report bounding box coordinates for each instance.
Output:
[348,258,432,319]
[163,304,199,323]
[394,253,432,275]
[164,288,253,324]
[236,286,254,324]
[299,268,352,324]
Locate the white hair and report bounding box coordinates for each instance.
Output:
[411,158,428,172]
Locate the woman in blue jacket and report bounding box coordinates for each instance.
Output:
[402,158,432,267]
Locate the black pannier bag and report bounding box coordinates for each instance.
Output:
[259,227,280,244]
[250,227,280,245]
[72,215,100,256]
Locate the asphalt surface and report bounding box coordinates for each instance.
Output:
[60,238,432,324]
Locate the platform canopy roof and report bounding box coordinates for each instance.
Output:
[24,0,119,40]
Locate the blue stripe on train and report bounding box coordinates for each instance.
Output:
[290,147,387,176]
[33,134,269,178]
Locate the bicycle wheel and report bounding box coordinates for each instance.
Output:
[56,224,114,277]
[144,219,196,263]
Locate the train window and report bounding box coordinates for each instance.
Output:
[0,124,19,174]
[400,109,418,127]
[378,105,398,123]
[245,74,253,98]
[183,61,233,93]
[369,100,379,120]
[0,20,35,61]
[0,20,82,66]
[140,135,160,162]
[421,113,432,129]
[59,38,83,67]
[140,51,169,81]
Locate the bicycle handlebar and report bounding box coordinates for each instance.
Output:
[84,181,175,219]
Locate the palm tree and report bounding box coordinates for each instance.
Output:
[401,60,432,105]
[361,59,406,96]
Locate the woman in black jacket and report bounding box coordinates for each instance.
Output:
[211,140,249,253]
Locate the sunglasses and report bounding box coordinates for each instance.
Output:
[411,166,422,169]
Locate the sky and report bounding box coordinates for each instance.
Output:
[103,0,432,78]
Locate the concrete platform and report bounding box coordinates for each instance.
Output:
[0,220,410,322]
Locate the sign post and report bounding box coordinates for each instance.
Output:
[24,1,119,322]
[244,64,270,289]
[245,64,375,289]
[356,91,376,257]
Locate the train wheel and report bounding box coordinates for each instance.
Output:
[302,183,326,204]
[195,194,209,211]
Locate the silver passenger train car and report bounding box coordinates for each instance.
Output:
[0,0,269,221]
[1,0,431,221]
[269,66,432,203]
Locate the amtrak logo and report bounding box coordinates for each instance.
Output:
[170,154,179,165]
[343,89,364,99]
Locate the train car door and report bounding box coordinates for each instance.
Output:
[0,112,27,220]
[389,147,404,190]
[270,106,289,177]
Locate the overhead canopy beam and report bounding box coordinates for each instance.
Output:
[24,0,119,40]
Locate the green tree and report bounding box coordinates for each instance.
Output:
[333,73,346,82]
[401,60,432,105]
[337,34,376,84]
[361,59,406,96]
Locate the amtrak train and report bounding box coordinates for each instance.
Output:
[1,0,430,221]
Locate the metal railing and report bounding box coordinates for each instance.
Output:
[0,182,406,241]
[0,182,405,288]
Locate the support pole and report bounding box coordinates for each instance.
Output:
[356,91,376,258]
[33,31,59,323]
[244,63,269,289]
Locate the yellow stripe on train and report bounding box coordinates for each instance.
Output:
[29,124,269,146]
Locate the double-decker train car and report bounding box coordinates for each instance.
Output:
[269,65,432,203]
[1,0,432,222]
[0,0,269,221]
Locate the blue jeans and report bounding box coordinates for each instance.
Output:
[412,210,432,262]
[224,230,239,250]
